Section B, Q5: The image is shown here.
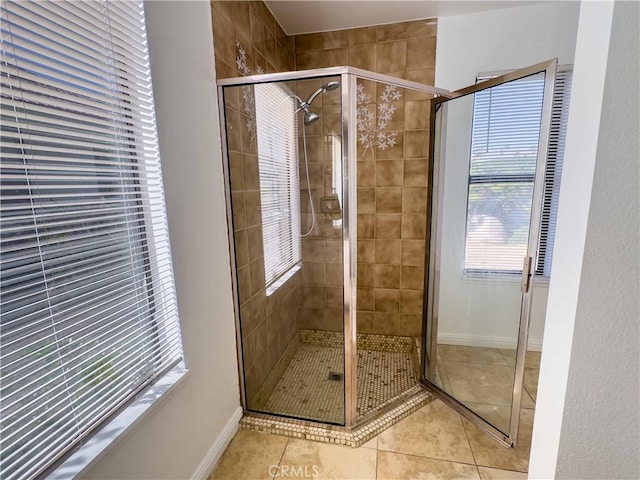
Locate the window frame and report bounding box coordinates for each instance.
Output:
[253,82,302,295]
[462,66,573,280]
[0,2,184,478]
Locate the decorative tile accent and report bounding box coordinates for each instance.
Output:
[356,82,402,155]
[244,329,433,445]
[240,386,433,447]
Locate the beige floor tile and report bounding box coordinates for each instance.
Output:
[478,466,528,480]
[210,430,288,480]
[361,436,378,449]
[378,400,476,464]
[438,344,508,365]
[498,349,541,369]
[278,438,377,479]
[439,361,536,411]
[524,368,539,401]
[440,361,515,407]
[464,403,512,434]
[377,450,480,480]
[464,408,535,473]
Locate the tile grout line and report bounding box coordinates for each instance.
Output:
[374,446,480,469]
[460,412,480,470]
[272,438,290,480]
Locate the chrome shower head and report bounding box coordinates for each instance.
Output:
[303,108,320,126]
[306,80,341,106]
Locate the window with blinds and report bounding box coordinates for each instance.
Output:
[254,83,301,291]
[0,2,183,479]
[463,69,572,276]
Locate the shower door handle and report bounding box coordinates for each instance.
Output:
[521,256,533,293]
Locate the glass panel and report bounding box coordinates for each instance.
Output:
[354,78,432,418]
[425,73,547,435]
[222,76,345,425]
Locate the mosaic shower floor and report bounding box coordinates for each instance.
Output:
[255,331,419,424]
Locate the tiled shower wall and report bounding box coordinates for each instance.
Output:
[210,1,300,402]
[293,20,437,337]
[211,1,436,345]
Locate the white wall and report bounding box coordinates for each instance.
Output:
[81,2,241,478]
[434,2,580,350]
[530,1,640,477]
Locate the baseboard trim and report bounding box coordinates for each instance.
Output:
[192,406,243,480]
[438,333,543,351]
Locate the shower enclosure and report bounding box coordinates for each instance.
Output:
[217,61,556,445]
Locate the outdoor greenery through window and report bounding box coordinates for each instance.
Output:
[254,83,302,293]
[0,1,183,479]
[464,69,572,277]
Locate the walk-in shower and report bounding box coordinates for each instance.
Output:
[217,61,556,446]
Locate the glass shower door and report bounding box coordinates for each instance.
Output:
[220,75,348,425]
[421,60,557,445]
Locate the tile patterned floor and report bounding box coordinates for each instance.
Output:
[210,399,536,480]
[216,345,542,479]
[256,339,418,424]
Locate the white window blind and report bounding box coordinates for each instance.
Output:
[0,2,183,479]
[254,83,301,289]
[537,70,572,276]
[464,70,572,276]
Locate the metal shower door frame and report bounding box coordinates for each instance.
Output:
[420,58,558,446]
[217,66,451,428]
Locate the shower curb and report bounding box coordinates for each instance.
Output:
[239,386,434,447]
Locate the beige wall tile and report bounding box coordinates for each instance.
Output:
[375,288,400,312]
[242,154,260,191]
[237,266,251,304]
[358,239,376,264]
[405,100,430,130]
[357,187,376,214]
[357,213,375,238]
[249,259,265,296]
[376,187,402,213]
[302,239,325,263]
[375,214,402,239]
[246,225,264,262]
[231,191,246,230]
[377,22,408,42]
[403,159,430,187]
[234,229,250,268]
[325,263,343,286]
[244,191,262,227]
[357,287,375,311]
[356,311,375,333]
[404,130,430,158]
[403,187,429,213]
[303,285,326,308]
[406,19,438,38]
[376,40,407,72]
[402,213,427,239]
[357,263,374,287]
[348,44,376,70]
[401,265,424,290]
[375,132,404,159]
[407,36,437,70]
[402,239,426,266]
[326,286,343,306]
[375,239,402,265]
[358,161,376,186]
[228,151,244,191]
[374,264,401,289]
[349,26,377,45]
[302,263,325,285]
[376,160,404,187]
[400,289,423,314]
